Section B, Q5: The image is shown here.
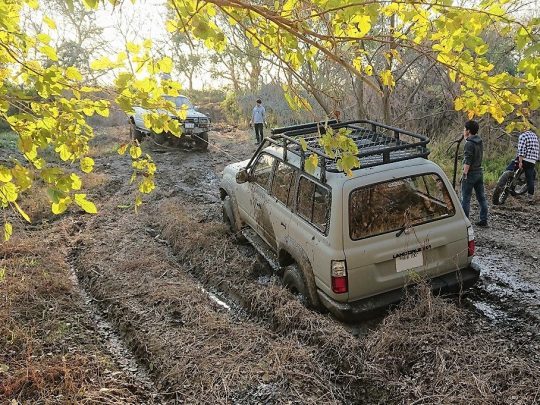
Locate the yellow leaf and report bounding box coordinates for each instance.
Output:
[81,157,94,173]
[158,57,173,74]
[0,182,18,202]
[454,98,465,111]
[74,193,97,214]
[126,42,140,54]
[40,45,58,61]
[66,66,82,81]
[380,70,395,87]
[14,202,31,223]
[118,144,128,155]
[304,154,319,174]
[130,145,142,159]
[43,15,57,29]
[0,166,12,182]
[52,196,71,214]
[299,138,308,151]
[4,222,12,242]
[70,173,82,190]
[364,65,373,76]
[138,177,155,194]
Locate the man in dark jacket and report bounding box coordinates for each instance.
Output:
[461,120,489,227]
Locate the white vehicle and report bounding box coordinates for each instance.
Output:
[129,95,210,150]
[220,120,480,320]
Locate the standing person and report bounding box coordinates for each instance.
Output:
[250,99,266,144]
[514,126,539,203]
[461,120,489,227]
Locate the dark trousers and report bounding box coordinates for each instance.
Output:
[254,123,264,144]
[461,170,488,222]
[507,158,536,195]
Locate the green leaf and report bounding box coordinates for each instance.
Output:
[74,193,97,214]
[299,138,308,151]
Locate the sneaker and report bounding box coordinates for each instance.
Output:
[526,194,534,204]
[475,220,488,227]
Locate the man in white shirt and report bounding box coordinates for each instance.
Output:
[250,99,266,144]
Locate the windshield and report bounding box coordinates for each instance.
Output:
[163,96,192,109]
[349,173,455,240]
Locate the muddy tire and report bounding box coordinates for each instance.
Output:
[222,196,246,243]
[129,119,144,142]
[194,132,209,151]
[514,171,528,195]
[283,264,308,303]
[492,171,512,205]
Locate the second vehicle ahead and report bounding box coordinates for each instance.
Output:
[129,95,211,150]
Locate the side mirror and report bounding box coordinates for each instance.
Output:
[236,169,249,184]
[194,105,199,110]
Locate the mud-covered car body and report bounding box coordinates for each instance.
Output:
[129,95,210,149]
[220,120,480,321]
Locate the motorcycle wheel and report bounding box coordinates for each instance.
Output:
[492,170,513,205]
[513,171,528,195]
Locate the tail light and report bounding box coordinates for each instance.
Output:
[467,226,475,256]
[331,260,348,294]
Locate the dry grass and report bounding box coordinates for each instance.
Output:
[74,203,373,403]
[0,226,152,403]
[363,283,540,404]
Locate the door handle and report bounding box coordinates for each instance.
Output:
[281,222,287,229]
[255,202,262,208]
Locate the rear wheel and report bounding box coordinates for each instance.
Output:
[283,264,308,304]
[492,171,512,205]
[129,119,144,142]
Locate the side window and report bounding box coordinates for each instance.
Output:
[271,161,296,205]
[297,177,330,232]
[252,154,276,191]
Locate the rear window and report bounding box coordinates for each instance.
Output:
[349,173,455,240]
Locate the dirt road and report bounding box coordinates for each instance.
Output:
[2,125,540,403]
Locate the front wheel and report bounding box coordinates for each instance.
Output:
[492,170,513,205]
[194,132,209,151]
[283,264,308,304]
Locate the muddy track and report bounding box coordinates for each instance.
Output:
[66,127,540,403]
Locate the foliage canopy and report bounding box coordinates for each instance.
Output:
[1,0,538,240]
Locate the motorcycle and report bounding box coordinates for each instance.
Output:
[492,159,531,205]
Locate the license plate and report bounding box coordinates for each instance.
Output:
[184,122,195,129]
[395,251,423,272]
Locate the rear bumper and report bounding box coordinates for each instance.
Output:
[318,262,481,322]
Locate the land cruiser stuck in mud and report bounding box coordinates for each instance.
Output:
[220,120,480,320]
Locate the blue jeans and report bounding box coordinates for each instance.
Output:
[507,158,536,195]
[461,170,488,222]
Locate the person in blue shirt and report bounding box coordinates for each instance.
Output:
[249,99,266,144]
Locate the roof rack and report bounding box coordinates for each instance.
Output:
[247,120,430,183]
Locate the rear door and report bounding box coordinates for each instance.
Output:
[344,171,469,301]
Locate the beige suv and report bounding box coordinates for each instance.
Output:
[220,120,480,320]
